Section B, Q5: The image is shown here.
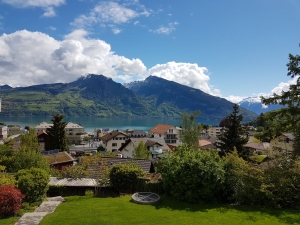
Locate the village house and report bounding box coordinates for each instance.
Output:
[0,125,8,140]
[43,151,77,170]
[35,122,85,134]
[100,130,130,152]
[119,137,170,161]
[148,124,182,146]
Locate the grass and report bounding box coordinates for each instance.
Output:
[39,195,300,225]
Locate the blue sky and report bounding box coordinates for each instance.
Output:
[0,0,299,103]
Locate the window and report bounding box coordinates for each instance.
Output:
[112,143,117,147]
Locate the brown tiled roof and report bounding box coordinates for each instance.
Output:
[149,124,173,134]
[100,130,129,143]
[37,130,48,136]
[87,157,155,179]
[44,151,76,165]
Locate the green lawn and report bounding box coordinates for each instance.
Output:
[38,195,300,225]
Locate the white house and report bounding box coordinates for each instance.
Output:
[100,130,130,152]
[119,137,170,161]
[148,124,182,145]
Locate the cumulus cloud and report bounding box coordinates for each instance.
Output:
[72,1,151,33]
[147,62,219,96]
[0,29,146,87]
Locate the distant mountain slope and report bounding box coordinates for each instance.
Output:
[0,74,257,121]
[124,76,257,122]
[238,97,284,114]
[0,74,152,117]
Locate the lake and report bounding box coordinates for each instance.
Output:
[0,116,220,132]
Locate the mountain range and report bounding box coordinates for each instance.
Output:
[0,74,257,123]
[238,97,283,115]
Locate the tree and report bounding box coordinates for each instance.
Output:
[15,168,49,203]
[133,141,150,159]
[45,114,69,152]
[261,46,300,156]
[217,104,249,159]
[180,110,202,148]
[8,128,50,173]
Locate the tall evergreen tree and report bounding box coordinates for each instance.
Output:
[45,114,69,152]
[217,104,249,159]
[261,46,300,156]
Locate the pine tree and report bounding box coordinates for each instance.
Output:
[45,114,69,152]
[217,104,249,159]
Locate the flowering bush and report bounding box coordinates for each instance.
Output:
[0,185,24,218]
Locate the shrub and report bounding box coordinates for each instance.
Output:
[157,145,225,203]
[15,168,49,203]
[0,185,24,218]
[109,163,145,193]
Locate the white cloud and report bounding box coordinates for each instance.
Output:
[48,26,57,31]
[1,0,65,8]
[112,28,122,34]
[42,7,56,17]
[150,22,178,34]
[72,1,151,29]
[0,29,146,87]
[224,96,247,103]
[147,62,219,96]
[1,0,65,17]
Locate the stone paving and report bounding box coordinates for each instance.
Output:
[15,196,65,225]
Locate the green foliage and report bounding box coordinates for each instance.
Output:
[180,110,202,148]
[263,155,300,209]
[0,165,16,186]
[45,114,69,152]
[0,144,14,170]
[217,104,249,159]
[7,129,50,173]
[261,46,300,156]
[133,141,150,159]
[222,150,265,205]
[157,145,225,203]
[0,185,24,218]
[58,165,89,178]
[15,168,50,203]
[109,163,145,193]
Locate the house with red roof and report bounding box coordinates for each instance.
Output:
[148,124,182,146]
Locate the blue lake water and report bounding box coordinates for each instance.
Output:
[0,116,219,132]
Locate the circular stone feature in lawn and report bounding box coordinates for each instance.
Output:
[132,192,160,205]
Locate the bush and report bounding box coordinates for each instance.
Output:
[157,145,225,203]
[0,185,24,218]
[109,163,145,193]
[15,168,49,203]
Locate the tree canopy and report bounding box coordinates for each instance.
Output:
[180,110,202,148]
[133,141,150,159]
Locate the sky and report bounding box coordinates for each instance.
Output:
[0,0,300,103]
